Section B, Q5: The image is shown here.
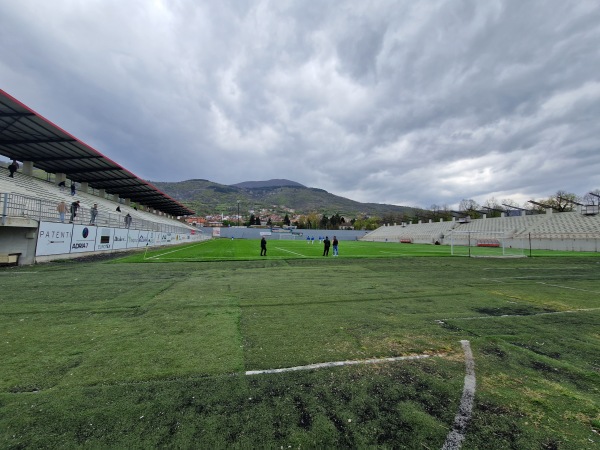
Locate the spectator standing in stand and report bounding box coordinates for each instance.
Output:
[89,203,98,225]
[57,201,67,223]
[8,160,19,178]
[124,213,132,228]
[70,182,76,196]
[69,200,80,223]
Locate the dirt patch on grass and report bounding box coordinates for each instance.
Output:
[480,344,508,360]
[475,305,558,316]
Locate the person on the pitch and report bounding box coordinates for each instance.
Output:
[323,236,331,256]
[260,236,267,256]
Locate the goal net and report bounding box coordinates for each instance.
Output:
[273,233,301,240]
[448,231,526,257]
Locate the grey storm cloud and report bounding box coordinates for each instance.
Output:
[1,0,599,210]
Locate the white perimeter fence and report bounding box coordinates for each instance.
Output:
[1,192,190,234]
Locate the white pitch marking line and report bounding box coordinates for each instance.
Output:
[147,242,208,259]
[482,267,584,271]
[512,275,588,279]
[438,307,600,322]
[480,277,508,283]
[245,354,432,376]
[0,272,38,275]
[536,282,600,294]
[274,247,307,258]
[442,340,476,450]
[481,276,589,283]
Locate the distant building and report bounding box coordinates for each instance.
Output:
[185,217,206,227]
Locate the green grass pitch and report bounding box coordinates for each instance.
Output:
[1,239,598,448]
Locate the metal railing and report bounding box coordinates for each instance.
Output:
[1,192,192,234]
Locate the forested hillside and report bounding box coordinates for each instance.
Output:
[150,178,417,218]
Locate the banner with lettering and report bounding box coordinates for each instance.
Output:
[70,225,98,253]
[36,222,73,256]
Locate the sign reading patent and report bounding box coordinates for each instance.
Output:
[35,221,204,258]
[36,222,73,256]
[71,225,98,253]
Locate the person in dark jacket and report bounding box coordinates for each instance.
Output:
[323,236,331,256]
[260,236,267,256]
[8,160,19,177]
[332,236,339,256]
[69,200,80,223]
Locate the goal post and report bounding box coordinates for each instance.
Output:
[274,233,301,240]
[448,231,526,257]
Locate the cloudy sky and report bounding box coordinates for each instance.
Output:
[1,1,599,210]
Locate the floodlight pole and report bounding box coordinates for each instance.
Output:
[468,232,471,257]
[237,201,240,227]
[529,232,532,257]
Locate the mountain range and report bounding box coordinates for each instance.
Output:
[150,178,418,218]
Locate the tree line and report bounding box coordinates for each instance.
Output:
[295,189,600,231]
[220,189,600,231]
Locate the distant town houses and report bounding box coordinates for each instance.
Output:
[185,211,354,229]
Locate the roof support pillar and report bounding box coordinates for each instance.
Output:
[56,173,67,184]
[22,161,34,176]
[80,181,89,193]
[98,188,106,198]
[125,198,131,206]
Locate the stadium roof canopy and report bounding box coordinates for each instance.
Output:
[0,89,193,216]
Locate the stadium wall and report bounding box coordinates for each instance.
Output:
[0,221,208,265]
[0,219,38,265]
[518,237,600,252]
[218,227,370,241]
[363,211,600,252]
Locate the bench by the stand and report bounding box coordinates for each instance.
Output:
[0,253,21,266]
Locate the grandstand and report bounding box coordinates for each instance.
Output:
[361,220,455,244]
[362,209,600,252]
[0,168,189,230]
[0,90,202,265]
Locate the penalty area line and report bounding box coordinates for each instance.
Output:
[273,247,309,258]
[147,242,209,260]
[442,340,476,450]
[537,282,600,294]
[245,354,433,375]
[0,272,38,275]
[437,307,600,322]
[245,344,477,450]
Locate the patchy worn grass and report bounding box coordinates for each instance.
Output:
[1,253,599,448]
[113,239,600,263]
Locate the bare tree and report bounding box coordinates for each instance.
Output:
[459,199,480,217]
[550,190,580,212]
[482,197,503,217]
[583,189,600,205]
